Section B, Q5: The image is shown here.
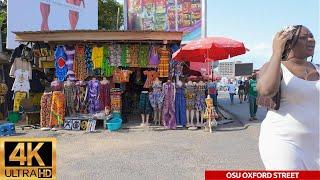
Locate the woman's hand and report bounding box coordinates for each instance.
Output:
[272,30,293,58]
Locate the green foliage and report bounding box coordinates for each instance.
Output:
[98,0,124,30]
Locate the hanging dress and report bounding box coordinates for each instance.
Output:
[54,46,68,82]
[100,82,111,109]
[149,82,164,110]
[195,83,206,112]
[175,85,187,126]
[162,82,176,129]
[87,79,101,114]
[185,83,196,110]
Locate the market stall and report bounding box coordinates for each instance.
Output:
[10,30,184,131]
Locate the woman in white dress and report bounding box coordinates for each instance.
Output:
[257,25,319,170]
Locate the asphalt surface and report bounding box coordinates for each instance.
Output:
[7,91,267,180]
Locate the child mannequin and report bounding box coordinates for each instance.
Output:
[204,95,218,133]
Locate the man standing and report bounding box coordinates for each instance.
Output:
[244,78,250,102]
[227,81,236,104]
[249,73,258,120]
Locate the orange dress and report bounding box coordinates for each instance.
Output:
[143,70,159,88]
[158,47,170,78]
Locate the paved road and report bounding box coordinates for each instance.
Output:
[9,91,266,180]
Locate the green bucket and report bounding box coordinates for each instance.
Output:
[7,112,21,124]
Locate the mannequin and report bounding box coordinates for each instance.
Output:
[204,95,218,133]
[195,80,206,127]
[50,77,65,129]
[75,80,87,114]
[85,77,100,114]
[139,90,152,126]
[162,78,176,129]
[63,77,76,116]
[185,81,196,127]
[100,77,111,110]
[175,79,186,127]
[149,78,164,125]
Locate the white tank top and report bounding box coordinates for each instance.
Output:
[262,62,320,160]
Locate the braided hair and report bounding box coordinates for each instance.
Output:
[282,25,303,60]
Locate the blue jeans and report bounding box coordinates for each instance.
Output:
[229,93,235,103]
[249,96,258,117]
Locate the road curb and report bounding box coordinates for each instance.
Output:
[218,104,247,127]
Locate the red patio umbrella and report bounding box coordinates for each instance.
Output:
[172,37,248,62]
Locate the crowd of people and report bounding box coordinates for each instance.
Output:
[222,73,259,121]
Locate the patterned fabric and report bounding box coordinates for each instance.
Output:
[40,92,52,127]
[138,92,153,114]
[162,82,176,129]
[143,70,159,88]
[128,44,139,67]
[110,88,122,112]
[54,46,68,82]
[195,83,206,111]
[149,45,160,66]
[74,44,88,81]
[0,83,8,95]
[158,47,170,78]
[51,80,63,91]
[100,82,111,109]
[138,45,149,68]
[84,45,94,76]
[87,79,100,114]
[92,46,104,69]
[75,81,87,113]
[65,47,76,80]
[64,81,76,116]
[50,91,65,127]
[112,69,121,83]
[102,46,115,77]
[121,44,129,67]
[109,44,122,67]
[113,69,132,83]
[185,83,196,110]
[13,92,27,112]
[175,86,187,126]
[149,82,164,110]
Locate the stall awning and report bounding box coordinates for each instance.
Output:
[13,30,183,43]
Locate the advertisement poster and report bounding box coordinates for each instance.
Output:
[126,0,202,42]
[7,0,98,49]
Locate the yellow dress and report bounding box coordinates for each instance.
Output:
[91,46,104,69]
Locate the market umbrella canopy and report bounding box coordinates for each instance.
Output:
[173,37,248,62]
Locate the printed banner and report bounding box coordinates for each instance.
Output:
[7,0,98,49]
[126,0,202,42]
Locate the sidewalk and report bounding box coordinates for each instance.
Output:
[217,91,268,127]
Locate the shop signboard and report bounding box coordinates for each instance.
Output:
[235,63,253,76]
[125,0,202,42]
[7,0,98,49]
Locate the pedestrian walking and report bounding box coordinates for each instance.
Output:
[249,73,258,120]
[244,79,250,102]
[227,82,236,104]
[258,25,319,170]
[238,81,245,103]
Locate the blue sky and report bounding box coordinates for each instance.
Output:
[118,0,318,69]
[206,0,319,69]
